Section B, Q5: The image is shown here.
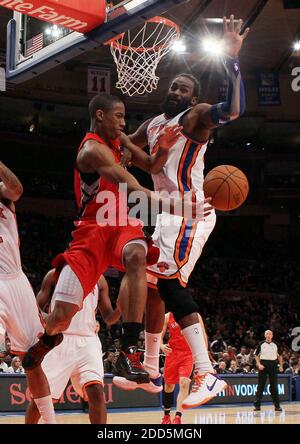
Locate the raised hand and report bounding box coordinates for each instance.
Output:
[157,124,183,150]
[222,14,250,58]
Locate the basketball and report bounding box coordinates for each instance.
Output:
[203,165,249,211]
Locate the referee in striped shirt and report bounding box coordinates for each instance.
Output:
[253,330,283,411]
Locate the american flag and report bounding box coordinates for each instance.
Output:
[25,33,44,57]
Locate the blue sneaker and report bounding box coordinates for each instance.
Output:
[113,374,163,393]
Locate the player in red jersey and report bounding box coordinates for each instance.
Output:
[0,161,58,423]
[22,94,212,386]
[160,312,207,424]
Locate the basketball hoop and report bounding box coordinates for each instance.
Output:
[106,16,180,96]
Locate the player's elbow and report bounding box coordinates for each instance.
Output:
[10,183,23,202]
[231,107,245,120]
[229,112,240,121]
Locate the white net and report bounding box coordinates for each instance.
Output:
[108,17,180,96]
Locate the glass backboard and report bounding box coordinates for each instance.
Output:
[5,0,186,83]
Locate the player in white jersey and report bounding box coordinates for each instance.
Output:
[25,270,121,424]
[114,15,249,408]
[0,160,62,423]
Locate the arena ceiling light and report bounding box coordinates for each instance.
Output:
[45,25,63,39]
[293,40,300,51]
[171,39,186,53]
[202,38,224,56]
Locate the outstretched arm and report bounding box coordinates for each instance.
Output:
[77,140,213,220]
[189,15,250,132]
[0,161,23,202]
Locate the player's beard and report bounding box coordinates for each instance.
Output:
[162,95,192,118]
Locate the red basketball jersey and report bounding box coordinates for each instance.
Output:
[167,312,191,354]
[74,132,126,224]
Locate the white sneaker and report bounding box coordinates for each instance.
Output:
[113,374,163,393]
[182,372,227,409]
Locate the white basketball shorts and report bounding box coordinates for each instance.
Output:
[0,271,44,355]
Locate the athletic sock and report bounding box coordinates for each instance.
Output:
[182,323,214,373]
[34,395,56,424]
[143,332,161,378]
[163,391,174,411]
[121,323,142,351]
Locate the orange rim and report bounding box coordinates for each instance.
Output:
[105,16,180,52]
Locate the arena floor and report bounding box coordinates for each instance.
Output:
[0,403,299,424]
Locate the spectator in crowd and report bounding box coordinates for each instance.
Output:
[103,351,117,374]
[227,346,236,361]
[282,350,291,371]
[222,352,231,368]
[242,363,254,374]
[229,360,242,374]
[0,336,13,366]
[237,346,249,365]
[113,339,121,352]
[236,355,244,369]
[7,356,25,373]
[247,348,256,367]
[0,353,9,373]
[217,361,229,374]
[285,358,299,376]
[284,358,299,400]
[137,338,145,350]
[211,334,227,353]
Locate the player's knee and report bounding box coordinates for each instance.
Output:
[179,378,190,390]
[165,383,175,393]
[123,244,146,271]
[157,279,198,322]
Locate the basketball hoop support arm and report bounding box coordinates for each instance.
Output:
[6,0,186,84]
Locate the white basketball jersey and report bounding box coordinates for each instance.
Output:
[0,201,21,275]
[51,285,98,337]
[146,110,216,286]
[147,110,208,200]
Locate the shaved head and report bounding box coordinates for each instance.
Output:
[264,330,273,342]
